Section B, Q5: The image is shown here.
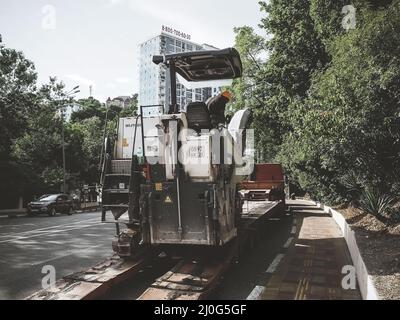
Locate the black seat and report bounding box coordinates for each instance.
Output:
[186,102,212,131]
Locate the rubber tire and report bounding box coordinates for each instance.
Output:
[48,208,56,217]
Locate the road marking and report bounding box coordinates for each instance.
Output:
[283,237,294,249]
[291,226,297,235]
[0,217,100,238]
[0,222,110,244]
[295,278,309,300]
[246,285,266,300]
[19,243,110,267]
[303,259,313,268]
[265,254,285,273]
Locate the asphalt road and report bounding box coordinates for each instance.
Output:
[0,202,293,300]
[0,211,115,300]
[211,204,293,299]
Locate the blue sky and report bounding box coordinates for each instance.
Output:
[0,0,265,102]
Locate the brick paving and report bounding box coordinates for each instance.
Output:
[260,200,361,300]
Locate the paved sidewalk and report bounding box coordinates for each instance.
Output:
[260,200,361,300]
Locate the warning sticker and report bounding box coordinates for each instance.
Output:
[164,195,173,204]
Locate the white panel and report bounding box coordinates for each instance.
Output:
[117,117,143,159]
[181,135,211,178]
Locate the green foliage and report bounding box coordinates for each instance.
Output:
[12,77,69,195]
[229,26,266,111]
[359,187,396,217]
[68,116,104,184]
[0,40,138,206]
[229,26,280,162]
[277,1,400,203]
[0,43,37,159]
[252,0,329,163]
[71,97,106,123]
[232,0,400,209]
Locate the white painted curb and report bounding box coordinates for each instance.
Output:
[311,200,380,300]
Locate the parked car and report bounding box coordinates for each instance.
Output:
[27,194,74,217]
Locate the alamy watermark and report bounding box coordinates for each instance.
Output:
[41,265,56,290]
[41,5,57,30]
[342,5,357,31]
[141,125,255,176]
[341,265,357,290]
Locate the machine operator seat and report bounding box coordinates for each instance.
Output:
[186,102,212,132]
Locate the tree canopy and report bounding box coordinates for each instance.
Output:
[232,0,400,205]
[0,41,138,208]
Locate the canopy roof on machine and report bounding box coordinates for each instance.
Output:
[152,48,243,82]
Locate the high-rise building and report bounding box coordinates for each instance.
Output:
[139,29,220,115]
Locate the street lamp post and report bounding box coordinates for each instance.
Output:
[60,86,80,193]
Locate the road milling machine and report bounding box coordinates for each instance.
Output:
[100,48,253,258]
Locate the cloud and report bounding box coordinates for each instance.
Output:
[105,82,117,89]
[127,0,226,48]
[129,1,200,29]
[106,0,125,7]
[65,74,96,87]
[115,77,133,83]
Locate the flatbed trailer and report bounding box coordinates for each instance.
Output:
[240,164,285,203]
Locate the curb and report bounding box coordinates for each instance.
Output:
[308,200,380,300]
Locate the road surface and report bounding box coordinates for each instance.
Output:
[0,211,115,299]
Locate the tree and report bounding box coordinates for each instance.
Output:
[68,116,104,184]
[0,43,39,207]
[258,0,329,133]
[12,78,72,196]
[231,1,330,162]
[0,43,37,159]
[70,97,106,123]
[277,1,400,203]
[1,40,141,206]
[229,27,281,161]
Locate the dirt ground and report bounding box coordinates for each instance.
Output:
[337,206,400,300]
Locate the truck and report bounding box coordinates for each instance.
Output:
[239,164,286,203]
[100,48,253,258]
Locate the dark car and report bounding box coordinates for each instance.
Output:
[27,194,74,217]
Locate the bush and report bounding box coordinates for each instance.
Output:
[359,187,396,216]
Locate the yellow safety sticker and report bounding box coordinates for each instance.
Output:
[164,195,173,203]
[155,183,162,191]
[122,138,129,147]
